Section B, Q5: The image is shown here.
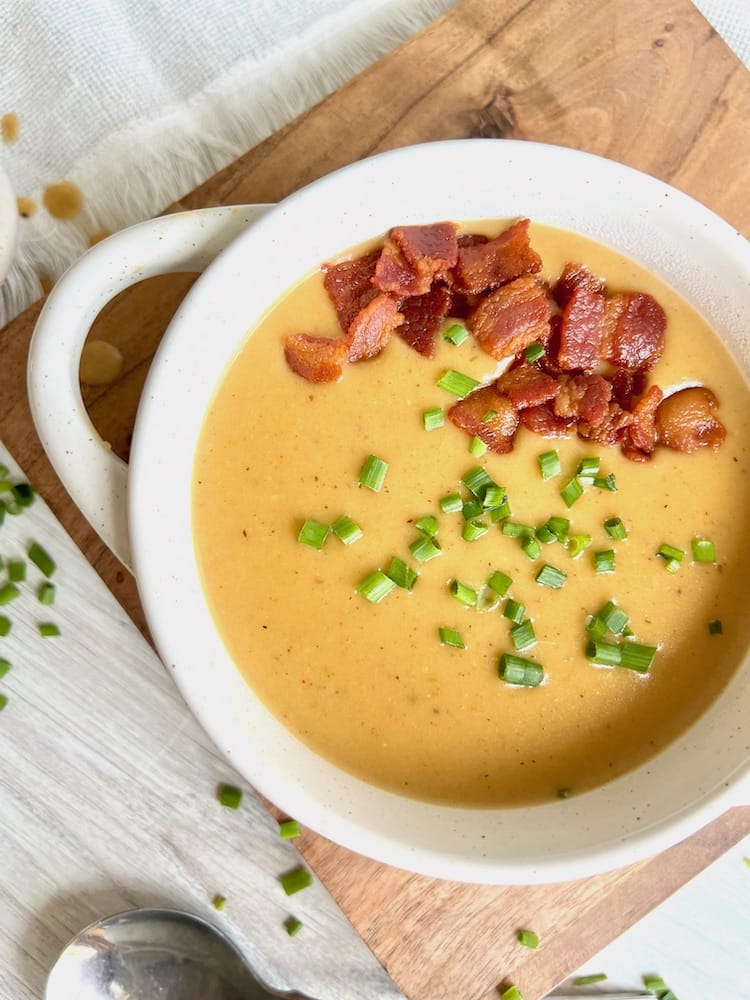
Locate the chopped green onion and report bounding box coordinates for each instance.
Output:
[487,570,512,596]
[11,482,35,507]
[462,499,483,521]
[517,928,539,948]
[8,560,25,582]
[357,570,397,602]
[576,456,600,480]
[535,523,556,544]
[708,619,723,635]
[692,537,716,563]
[597,600,629,635]
[586,616,607,640]
[572,973,608,986]
[593,473,617,491]
[0,658,11,679]
[567,533,592,559]
[521,535,541,560]
[0,694,8,712]
[439,627,465,649]
[461,466,494,497]
[28,542,56,578]
[500,987,524,1000]
[0,616,10,636]
[298,519,330,549]
[415,515,439,537]
[280,865,313,896]
[359,454,388,492]
[218,784,243,809]
[642,975,667,994]
[483,485,506,509]
[443,322,469,346]
[535,564,566,589]
[556,787,572,799]
[439,492,463,513]
[657,543,684,564]
[499,653,544,687]
[212,894,227,911]
[409,535,442,562]
[331,515,363,545]
[462,518,488,541]
[593,548,616,573]
[603,516,627,540]
[285,916,303,937]
[481,409,497,422]
[278,819,301,839]
[620,641,657,673]
[538,449,561,481]
[451,580,478,607]
[436,369,480,397]
[501,520,534,539]
[469,435,488,457]
[560,476,584,508]
[422,407,444,431]
[511,619,536,652]
[503,598,525,624]
[547,516,570,542]
[38,582,56,606]
[524,342,544,363]
[0,464,8,477]
[488,500,512,522]
[586,639,622,666]
[663,557,681,574]
[0,583,20,605]
[387,557,418,590]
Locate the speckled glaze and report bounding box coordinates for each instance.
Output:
[28,141,750,884]
[0,164,18,286]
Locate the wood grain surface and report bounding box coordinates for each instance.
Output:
[2,1,749,998]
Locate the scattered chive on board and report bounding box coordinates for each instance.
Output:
[439,626,465,649]
[0,658,11,679]
[38,623,60,637]
[436,369,480,397]
[642,975,667,993]
[517,929,539,949]
[0,615,12,635]
[0,583,21,606]
[422,407,444,431]
[218,783,243,809]
[0,694,8,712]
[278,819,301,840]
[359,454,388,492]
[572,973,608,986]
[499,985,524,1000]
[8,560,25,582]
[285,916,303,937]
[28,541,56,577]
[212,895,227,911]
[38,582,56,606]
[280,865,313,896]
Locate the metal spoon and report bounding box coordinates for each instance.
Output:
[45,906,315,1000]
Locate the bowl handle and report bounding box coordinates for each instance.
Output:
[27,205,272,571]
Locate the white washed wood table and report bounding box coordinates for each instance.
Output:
[0,444,403,1000]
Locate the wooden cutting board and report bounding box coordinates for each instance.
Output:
[2,1,749,998]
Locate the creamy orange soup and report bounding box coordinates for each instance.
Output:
[193,222,750,806]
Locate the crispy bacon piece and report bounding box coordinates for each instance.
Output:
[520,403,576,438]
[452,219,543,295]
[557,287,606,371]
[322,252,379,332]
[373,244,430,296]
[391,223,458,279]
[284,334,348,383]
[610,368,648,410]
[655,387,726,452]
[448,384,520,454]
[457,234,489,248]
[553,262,605,308]
[554,373,612,428]
[346,293,403,363]
[604,292,666,371]
[621,385,664,461]
[397,284,452,358]
[468,276,552,361]
[495,362,560,409]
[578,403,632,446]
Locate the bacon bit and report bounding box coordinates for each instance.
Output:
[322,252,380,332]
[610,368,648,410]
[391,223,458,284]
[457,233,489,248]
[397,284,452,357]
[553,262,605,308]
[284,334,348,383]
[448,385,520,454]
[373,244,431,296]
[557,287,605,371]
[452,219,543,295]
[468,276,551,361]
[554,373,612,428]
[495,362,560,409]
[621,385,664,461]
[520,403,576,438]
[347,294,403,363]
[442,287,475,319]
[605,292,666,371]
[655,387,727,452]
[578,403,632,445]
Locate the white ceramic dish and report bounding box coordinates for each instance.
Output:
[0,163,18,287]
[27,141,750,884]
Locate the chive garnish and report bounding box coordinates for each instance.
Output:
[278,819,301,839]
[556,786,572,799]
[517,928,539,948]
[524,342,544,363]
[285,916,303,937]
[476,586,501,613]
[280,865,313,896]
[597,600,629,635]
[572,973,608,986]
[521,535,541,560]
[604,516,628,540]
[422,407,444,431]
[503,598,525,624]
[0,658,11,679]
[357,570,397,602]
[0,616,10,637]
[462,518,488,542]
[481,409,497,422]
[560,476,584,508]
[708,619,723,635]
[489,500,512,522]
[28,541,56,577]
[461,466,495,497]
[567,533,592,559]
[439,492,463,513]
[501,520,534,539]
[547,516,570,542]
[593,473,617,491]
[692,537,716,562]
[359,454,388,492]
[415,515,439,537]
[0,583,21,606]
[511,619,536,652]
[576,456,600,480]
[500,986,524,1000]
[218,784,242,809]
[586,639,622,666]
[38,582,56,606]
[499,653,544,687]
[212,894,227,911]
[8,560,25,583]
[620,641,657,673]
[538,450,561,481]
[439,626,465,649]
[469,435,488,457]
[451,580,478,607]
[0,694,8,712]
[535,564,566,589]
[12,482,35,507]
[487,571,512,596]
[657,543,684,564]
[0,464,8,477]
[298,519,330,549]
[462,499,483,521]
[443,322,469,345]
[483,485,506,509]
[535,523,556,545]
[331,515,363,545]
[642,975,667,994]
[409,535,442,562]
[436,369,480,397]
[586,615,608,640]
[387,557,418,590]
[593,548,616,573]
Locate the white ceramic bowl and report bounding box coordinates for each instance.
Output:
[0,163,18,287]
[27,141,750,884]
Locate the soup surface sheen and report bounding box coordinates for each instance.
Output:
[193,222,750,806]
